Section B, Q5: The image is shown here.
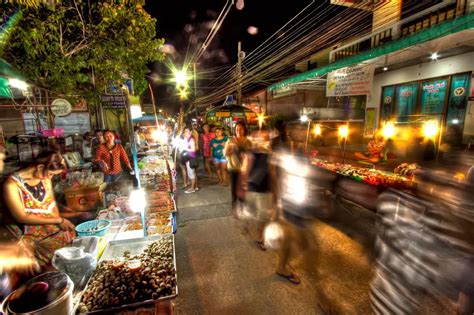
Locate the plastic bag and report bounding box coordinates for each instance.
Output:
[52,245,97,287]
[263,221,284,250]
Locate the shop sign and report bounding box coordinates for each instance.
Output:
[364,107,376,138]
[447,73,470,125]
[73,98,88,111]
[326,64,374,97]
[51,98,72,117]
[396,83,418,122]
[101,94,127,109]
[216,112,231,118]
[381,86,394,122]
[421,79,447,115]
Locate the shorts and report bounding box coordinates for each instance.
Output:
[283,210,309,229]
[186,161,196,179]
[213,158,227,164]
[246,191,273,222]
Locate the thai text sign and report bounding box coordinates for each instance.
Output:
[101,94,127,109]
[326,65,374,97]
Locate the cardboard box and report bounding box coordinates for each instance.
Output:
[65,183,106,212]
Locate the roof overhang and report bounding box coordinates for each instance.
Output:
[268,12,474,92]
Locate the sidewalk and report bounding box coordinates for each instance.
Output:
[172,174,455,314]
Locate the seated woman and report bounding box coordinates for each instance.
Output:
[95,130,133,183]
[355,134,387,163]
[3,151,76,271]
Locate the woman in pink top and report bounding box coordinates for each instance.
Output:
[201,123,215,178]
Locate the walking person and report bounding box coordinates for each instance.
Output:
[269,120,333,284]
[224,121,252,213]
[240,129,274,250]
[210,127,228,186]
[181,126,198,194]
[201,123,215,178]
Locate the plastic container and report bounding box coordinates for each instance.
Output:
[75,219,111,237]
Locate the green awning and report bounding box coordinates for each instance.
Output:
[0,58,25,80]
[268,12,474,91]
[0,77,11,98]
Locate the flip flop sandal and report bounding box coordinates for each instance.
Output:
[256,241,267,251]
[277,272,301,284]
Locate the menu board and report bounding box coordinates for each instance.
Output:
[421,79,447,115]
[396,83,418,122]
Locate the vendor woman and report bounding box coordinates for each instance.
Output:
[95,130,133,183]
[3,151,76,271]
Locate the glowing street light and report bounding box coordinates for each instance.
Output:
[313,124,322,136]
[178,88,189,100]
[300,115,309,123]
[338,124,349,163]
[257,113,265,130]
[338,125,349,139]
[423,120,439,139]
[382,121,396,139]
[173,69,189,87]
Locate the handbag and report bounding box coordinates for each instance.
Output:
[179,151,190,163]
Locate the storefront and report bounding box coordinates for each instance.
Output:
[372,51,474,146]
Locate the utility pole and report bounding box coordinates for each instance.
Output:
[237,41,242,106]
[193,62,198,118]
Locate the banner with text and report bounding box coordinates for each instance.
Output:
[326,65,374,97]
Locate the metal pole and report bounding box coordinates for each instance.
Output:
[436,114,444,163]
[342,136,347,164]
[237,41,242,106]
[305,120,311,152]
[193,63,198,118]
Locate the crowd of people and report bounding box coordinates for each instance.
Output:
[174,119,329,285]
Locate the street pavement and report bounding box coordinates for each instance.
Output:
[173,174,457,314]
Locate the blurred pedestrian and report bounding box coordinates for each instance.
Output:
[224,121,252,212]
[269,120,327,284]
[210,127,229,186]
[201,123,215,178]
[181,126,198,193]
[240,129,273,250]
[94,130,133,183]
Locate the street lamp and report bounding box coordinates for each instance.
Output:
[338,124,349,163]
[382,121,396,139]
[313,124,322,136]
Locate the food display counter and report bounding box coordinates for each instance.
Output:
[310,159,413,212]
[77,235,177,314]
[69,152,179,314]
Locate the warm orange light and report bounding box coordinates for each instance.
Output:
[313,124,322,136]
[423,120,439,139]
[382,121,396,139]
[257,113,265,129]
[338,125,349,138]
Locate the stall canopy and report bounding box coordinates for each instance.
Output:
[0,58,28,98]
[268,12,474,91]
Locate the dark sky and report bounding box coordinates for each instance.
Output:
[143,0,314,111]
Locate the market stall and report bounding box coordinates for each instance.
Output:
[1,147,180,314]
[310,159,414,211]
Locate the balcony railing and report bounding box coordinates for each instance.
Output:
[330,0,467,63]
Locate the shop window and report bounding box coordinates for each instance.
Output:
[421,78,447,115]
[396,83,418,122]
[446,73,470,145]
[380,86,395,122]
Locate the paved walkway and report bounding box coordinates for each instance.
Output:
[173,176,456,314]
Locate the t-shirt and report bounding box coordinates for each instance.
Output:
[201,132,215,158]
[210,137,228,160]
[247,152,270,193]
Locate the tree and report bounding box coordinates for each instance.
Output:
[0,0,165,103]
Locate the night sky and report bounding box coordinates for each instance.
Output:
[143,0,315,111]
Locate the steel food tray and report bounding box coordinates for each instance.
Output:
[74,235,178,314]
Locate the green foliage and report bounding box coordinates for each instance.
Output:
[0,0,164,102]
